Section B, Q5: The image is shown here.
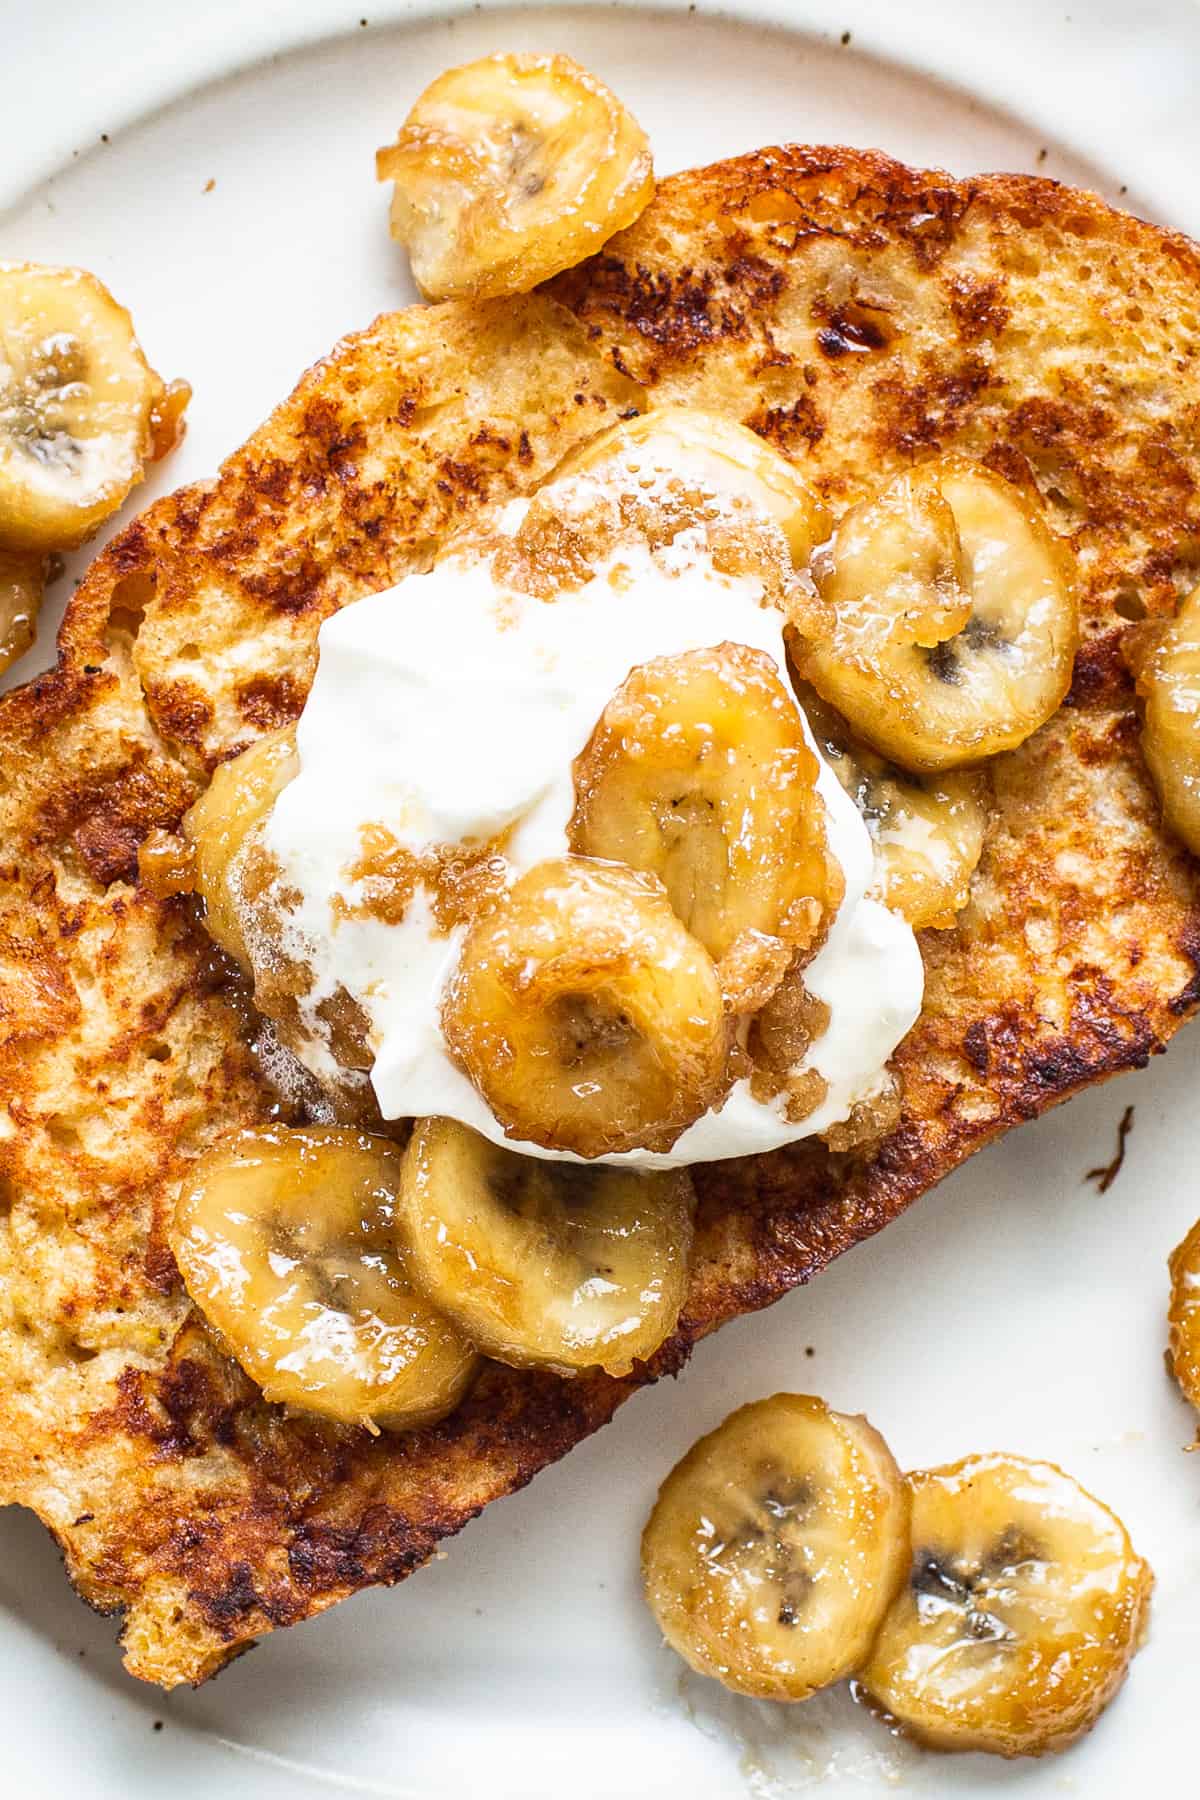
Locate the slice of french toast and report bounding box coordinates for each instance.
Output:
[1,148,1198,1688]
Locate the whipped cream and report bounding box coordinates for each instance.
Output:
[261,499,923,1169]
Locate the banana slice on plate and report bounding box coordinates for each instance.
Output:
[0,262,184,552]
[797,456,1078,772]
[797,682,988,929]
[554,407,830,565]
[184,730,299,967]
[1124,583,1200,856]
[172,1125,478,1430]
[398,1117,694,1375]
[570,644,842,979]
[441,854,730,1158]
[859,1453,1152,1756]
[376,53,654,301]
[0,547,46,674]
[642,1394,910,1701]
[1167,1217,1200,1410]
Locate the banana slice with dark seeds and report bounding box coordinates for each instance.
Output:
[184,730,299,967]
[796,682,988,929]
[1167,1217,1200,1410]
[554,407,831,565]
[0,262,185,551]
[398,1117,694,1375]
[1124,583,1200,856]
[797,456,1078,772]
[0,547,46,674]
[642,1394,910,1701]
[171,1126,478,1430]
[570,643,842,979]
[376,53,654,300]
[859,1453,1152,1756]
[441,855,731,1158]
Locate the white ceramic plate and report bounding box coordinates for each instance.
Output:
[3,2,1200,1794]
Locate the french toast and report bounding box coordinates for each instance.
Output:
[2,147,1199,1688]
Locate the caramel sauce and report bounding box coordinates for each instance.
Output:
[148,377,192,462]
[137,827,196,898]
[821,1074,903,1152]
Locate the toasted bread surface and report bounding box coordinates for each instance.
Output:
[1,150,1199,1687]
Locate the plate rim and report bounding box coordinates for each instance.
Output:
[6,0,1200,228]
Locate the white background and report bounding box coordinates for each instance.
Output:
[2,3,1199,1794]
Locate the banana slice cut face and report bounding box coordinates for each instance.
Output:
[797,456,1078,772]
[797,683,987,930]
[555,407,830,565]
[0,262,181,551]
[442,855,730,1158]
[376,53,654,301]
[860,1453,1152,1757]
[172,1125,478,1430]
[399,1117,694,1375]
[184,730,299,967]
[1167,1217,1200,1410]
[570,644,842,978]
[0,548,46,674]
[1125,583,1200,856]
[642,1394,910,1702]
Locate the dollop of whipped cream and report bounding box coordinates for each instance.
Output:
[260,496,923,1169]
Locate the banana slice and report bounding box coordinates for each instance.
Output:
[0,262,183,552]
[797,683,987,929]
[797,456,1078,772]
[441,855,730,1158]
[1125,583,1200,856]
[184,730,299,967]
[0,547,46,674]
[570,644,842,979]
[376,53,654,301]
[860,1453,1153,1756]
[554,407,830,565]
[398,1117,694,1375]
[1167,1218,1200,1410]
[171,1125,478,1430]
[641,1394,910,1701]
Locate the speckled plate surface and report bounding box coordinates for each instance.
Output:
[2,1,1199,1793]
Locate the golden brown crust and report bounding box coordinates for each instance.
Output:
[2,150,1199,1686]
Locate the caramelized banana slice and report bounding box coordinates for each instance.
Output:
[860,1454,1152,1756]
[376,54,653,300]
[799,457,1078,772]
[798,683,987,929]
[642,1394,910,1701]
[184,731,299,966]
[441,855,730,1158]
[1125,583,1200,855]
[570,644,841,974]
[0,547,46,674]
[0,262,184,551]
[1167,1217,1200,1410]
[171,1126,478,1430]
[399,1117,693,1375]
[555,407,830,564]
